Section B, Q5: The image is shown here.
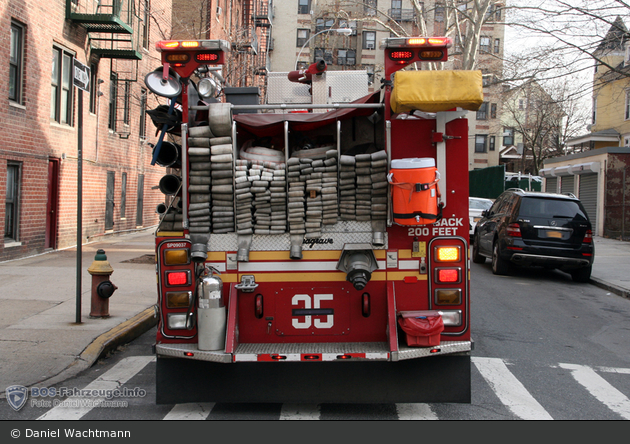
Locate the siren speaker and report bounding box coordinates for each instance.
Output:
[145,66,182,98]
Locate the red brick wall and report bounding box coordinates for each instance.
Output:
[1,0,173,261]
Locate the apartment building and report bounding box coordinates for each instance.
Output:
[2,0,172,261]
[268,1,506,169]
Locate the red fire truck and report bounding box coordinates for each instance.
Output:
[147,36,482,404]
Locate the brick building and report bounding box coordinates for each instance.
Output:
[1,0,173,261]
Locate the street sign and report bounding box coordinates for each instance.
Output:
[73,59,90,92]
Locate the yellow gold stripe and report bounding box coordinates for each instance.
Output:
[374,250,387,259]
[398,249,412,259]
[206,251,226,261]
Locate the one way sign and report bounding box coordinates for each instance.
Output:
[73,59,90,92]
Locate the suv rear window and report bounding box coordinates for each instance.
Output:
[518,197,588,221]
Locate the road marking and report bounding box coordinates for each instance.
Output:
[164,403,215,420]
[473,357,553,420]
[559,363,630,420]
[396,403,438,420]
[37,356,155,421]
[279,403,321,420]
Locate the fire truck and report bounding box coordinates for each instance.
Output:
[146,36,482,404]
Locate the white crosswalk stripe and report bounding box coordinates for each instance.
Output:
[164,403,216,420]
[396,403,438,420]
[279,403,321,420]
[29,356,630,420]
[472,357,554,420]
[37,356,155,421]
[559,363,630,420]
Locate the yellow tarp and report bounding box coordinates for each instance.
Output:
[390,70,484,113]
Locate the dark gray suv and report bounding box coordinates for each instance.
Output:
[472,189,594,282]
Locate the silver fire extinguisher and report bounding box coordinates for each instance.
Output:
[196,266,226,351]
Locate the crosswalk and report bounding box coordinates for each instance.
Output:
[34,355,630,420]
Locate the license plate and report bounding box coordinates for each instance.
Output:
[544,230,563,239]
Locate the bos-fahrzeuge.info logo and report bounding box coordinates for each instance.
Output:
[6,385,28,411]
[6,385,147,411]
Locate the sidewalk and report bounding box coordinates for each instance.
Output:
[0,229,158,397]
[0,231,628,397]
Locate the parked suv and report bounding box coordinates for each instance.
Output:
[471,189,594,282]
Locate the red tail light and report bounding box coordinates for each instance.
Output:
[583,229,593,243]
[506,223,521,237]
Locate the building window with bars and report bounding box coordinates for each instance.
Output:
[5,162,21,242]
[109,72,118,131]
[491,103,497,119]
[51,46,74,125]
[480,36,491,53]
[10,21,25,104]
[140,88,147,139]
[489,136,496,151]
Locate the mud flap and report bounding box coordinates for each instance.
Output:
[156,354,471,404]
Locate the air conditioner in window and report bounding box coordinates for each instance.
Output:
[216,6,222,16]
[366,43,375,50]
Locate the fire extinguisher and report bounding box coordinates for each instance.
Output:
[195,266,226,351]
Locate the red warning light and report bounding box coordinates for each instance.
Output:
[196,53,220,63]
[389,50,414,61]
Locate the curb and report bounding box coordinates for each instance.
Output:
[19,307,158,392]
[590,277,630,300]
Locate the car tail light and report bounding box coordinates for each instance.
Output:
[583,229,593,243]
[166,270,190,286]
[506,223,521,237]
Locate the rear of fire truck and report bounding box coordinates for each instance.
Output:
[149,36,482,404]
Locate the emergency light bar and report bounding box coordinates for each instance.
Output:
[381,37,451,63]
[155,39,230,78]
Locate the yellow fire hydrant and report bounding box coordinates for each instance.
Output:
[87,249,117,318]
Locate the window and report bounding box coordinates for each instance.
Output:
[625,91,630,120]
[337,49,356,65]
[51,46,74,125]
[519,99,525,110]
[316,18,334,33]
[363,31,376,50]
[136,174,145,226]
[364,0,377,15]
[123,80,131,125]
[503,127,514,146]
[475,135,488,153]
[109,72,118,131]
[480,37,491,52]
[140,88,147,139]
[297,29,310,47]
[489,136,496,151]
[10,21,25,104]
[435,3,445,22]
[314,48,333,64]
[120,172,127,219]
[363,64,375,84]
[142,0,150,48]
[494,38,500,54]
[89,62,98,114]
[298,0,310,14]
[476,102,488,120]
[592,98,597,124]
[5,163,21,241]
[490,103,497,119]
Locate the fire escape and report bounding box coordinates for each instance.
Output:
[66,0,144,138]
[241,0,273,91]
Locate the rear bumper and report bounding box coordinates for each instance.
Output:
[155,340,472,363]
[509,252,591,269]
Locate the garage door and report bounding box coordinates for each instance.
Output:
[579,173,598,233]
[561,175,575,195]
[545,177,558,193]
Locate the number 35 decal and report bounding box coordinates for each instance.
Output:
[292,294,334,329]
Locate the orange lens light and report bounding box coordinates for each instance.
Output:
[181,41,200,48]
[428,38,447,45]
[418,50,444,60]
[160,41,180,49]
[166,291,191,308]
[165,54,189,62]
[436,289,462,305]
[164,249,189,266]
[436,246,460,262]
[408,38,426,45]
